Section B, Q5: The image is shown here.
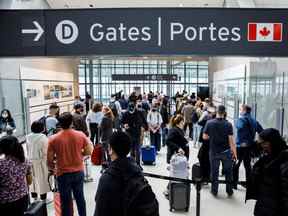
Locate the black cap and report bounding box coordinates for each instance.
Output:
[216,105,226,114]
[74,103,83,110]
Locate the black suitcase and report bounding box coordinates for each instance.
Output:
[169,182,190,212]
[24,201,47,216]
[192,162,202,181]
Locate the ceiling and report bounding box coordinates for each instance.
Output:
[46,0,288,9]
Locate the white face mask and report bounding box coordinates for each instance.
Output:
[2,113,8,119]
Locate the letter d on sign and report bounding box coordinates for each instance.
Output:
[55,20,79,44]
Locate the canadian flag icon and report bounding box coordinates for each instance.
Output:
[248,23,282,42]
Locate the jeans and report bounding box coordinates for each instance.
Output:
[184,122,193,139]
[101,141,111,164]
[130,135,141,165]
[210,150,233,195]
[161,127,168,147]
[193,124,202,144]
[233,147,251,187]
[90,123,99,145]
[57,171,86,216]
[150,130,161,152]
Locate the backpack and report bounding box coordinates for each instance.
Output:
[38,116,48,135]
[124,175,159,216]
[169,153,189,179]
[109,101,118,118]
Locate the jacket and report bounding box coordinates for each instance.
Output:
[246,150,288,216]
[182,104,194,124]
[160,105,169,125]
[100,116,113,143]
[72,112,88,136]
[94,157,143,216]
[166,127,189,163]
[121,110,148,136]
[236,113,263,147]
[0,118,16,134]
[26,133,50,195]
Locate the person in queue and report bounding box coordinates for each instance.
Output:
[0,109,16,135]
[160,97,170,147]
[94,131,159,216]
[100,106,114,170]
[246,128,288,216]
[121,102,148,165]
[147,104,163,153]
[203,105,237,197]
[72,103,89,136]
[26,121,50,201]
[0,136,32,215]
[86,102,103,145]
[233,104,263,189]
[182,99,195,140]
[47,112,93,216]
[166,114,189,164]
[45,104,60,137]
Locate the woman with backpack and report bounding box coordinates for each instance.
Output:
[246,128,288,216]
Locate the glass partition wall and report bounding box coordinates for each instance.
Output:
[78,59,209,104]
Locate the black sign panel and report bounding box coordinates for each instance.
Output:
[112,74,178,81]
[1,8,288,57]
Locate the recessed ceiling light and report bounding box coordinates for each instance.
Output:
[179,3,184,7]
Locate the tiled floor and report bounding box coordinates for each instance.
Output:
[47,143,255,216]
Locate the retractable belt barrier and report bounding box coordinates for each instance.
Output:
[143,172,246,216]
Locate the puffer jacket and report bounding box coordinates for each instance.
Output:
[246,150,288,216]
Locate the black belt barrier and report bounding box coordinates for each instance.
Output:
[143,172,246,216]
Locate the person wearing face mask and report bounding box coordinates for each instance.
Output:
[147,105,163,153]
[0,109,16,136]
[121,102,148,165]
[72,104,89,136]
[246,128,288,216]
[166,114,189,164]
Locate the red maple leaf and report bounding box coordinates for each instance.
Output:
[259,27,271,37]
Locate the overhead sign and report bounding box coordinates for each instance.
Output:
[112,74,178,81]
[1,8,288,56]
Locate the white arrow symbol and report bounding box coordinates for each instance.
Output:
[22,21,44,41]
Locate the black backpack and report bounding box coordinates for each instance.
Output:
[109,101,118,118]
[124,175,159,216]
[38,116,48,135]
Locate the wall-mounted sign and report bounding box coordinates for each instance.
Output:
[112,74,178,81]
[1,8,288,57]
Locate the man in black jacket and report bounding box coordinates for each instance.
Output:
[121,102,148,165]
[94,131,159,216]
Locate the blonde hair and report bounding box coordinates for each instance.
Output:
[170,114,184,127]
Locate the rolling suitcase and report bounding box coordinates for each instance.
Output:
[24,201,47,216]
[141,145,156,165]
[169,182,190,212]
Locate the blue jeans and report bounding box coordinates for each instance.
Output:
[161,127,168,147]
[193,124,202,143]
[210,150,233,195]
[57,171,86,216]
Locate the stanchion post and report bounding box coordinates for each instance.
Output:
[196,181,201,216]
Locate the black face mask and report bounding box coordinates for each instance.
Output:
[152,109,157,112]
